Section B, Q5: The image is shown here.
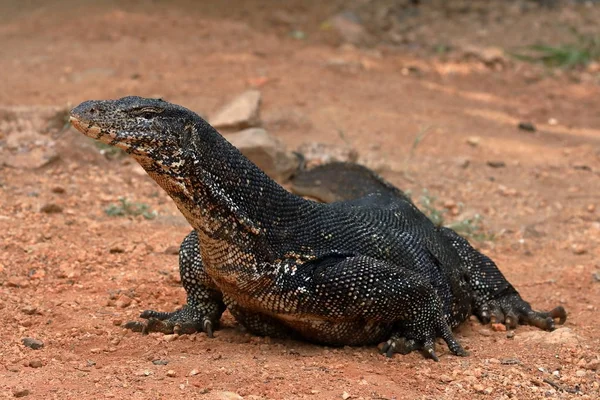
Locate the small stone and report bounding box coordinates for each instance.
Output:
[163,334,178,342]
[90,348,102,354]
[166,369,176,377]
[473,384,485,393]
[210,90,262,131]
[215,392,244,400]
[575,370,586,377]
[518,122,536,132]
[51,186,66,194]
[189,369,200,376]
[548,118,558,125]
[28,359,42,368]
[342,392,351,400]
[115,294,132,308]
[112,319,123,326]
[152,359,169,365]
[571,244,587,255]
[572,162,591,171]
[6,277,28,288]
[466,136,480,147]
[40,203,63,214]
[21,338,44,350]
[21,305,38,315]
[487,160,506,168]
[593,271,600,282]
[491,323,506,332]
[109,246,124,254]
[587,204,596,213]
[456,157,470,168]
[439,374,453,383]
[506,331,515,339]
[164,245,179,255]
[586,359,599,370]
[13,388,30,398]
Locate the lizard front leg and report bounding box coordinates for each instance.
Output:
[125,230,226,336]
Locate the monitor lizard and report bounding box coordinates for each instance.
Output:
[70,96,566,361]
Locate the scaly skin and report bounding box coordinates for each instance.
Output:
[70,97,566,361]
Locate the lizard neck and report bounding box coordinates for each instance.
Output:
[139,118,309,261]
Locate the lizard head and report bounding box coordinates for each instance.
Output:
[70,96,197,174]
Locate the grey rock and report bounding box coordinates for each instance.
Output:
[22,338,44,350]
[226,128,298,182]
[210,90,262,131]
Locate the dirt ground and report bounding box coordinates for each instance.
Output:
[1,1,599,399]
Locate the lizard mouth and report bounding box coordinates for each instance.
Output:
[69,115,123,148]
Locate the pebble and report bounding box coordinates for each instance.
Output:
[439,374,453,383]
[21,338,44,350]
[152,359,169,365]
[51,186,66,194]
[163,334,178,342]
[164,245,179,255]
[40,203,63,214]
[586,359,599,370]
[571,244,587,255]
[28,359,42,368]
[466,136,480,147]
[20,305,38,315]
[342,392,351,399]
[189,369,199,376]
[6,277,28,288]
[456,157,471,168]
[166,369,176,377]
[506,331,515,339]
[575,370,586,377]
[487,160,506,168]
[473,384,485,393]
[13,388,30,398]
[215,392,243,400]
[518,122,536,132]
[115,294,132,308]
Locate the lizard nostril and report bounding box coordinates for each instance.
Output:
[89,107,97,114]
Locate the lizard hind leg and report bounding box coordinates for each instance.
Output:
[125,230,226,337]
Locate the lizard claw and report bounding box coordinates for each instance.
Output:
[380,323,467,361]
[476,293,566,331]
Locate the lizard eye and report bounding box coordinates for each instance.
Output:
[140,111,155,120]
[134,107,163,120]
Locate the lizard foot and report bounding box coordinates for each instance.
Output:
[124,305,218,337]
[380,322,468,361]
[477,293,566,331]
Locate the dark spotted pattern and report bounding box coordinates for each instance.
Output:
[70,97,566,360]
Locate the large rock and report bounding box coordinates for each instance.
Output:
[296,142,359,168]
[328,11,373,46]
[210,90,262,131]
[225,128,298,182]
